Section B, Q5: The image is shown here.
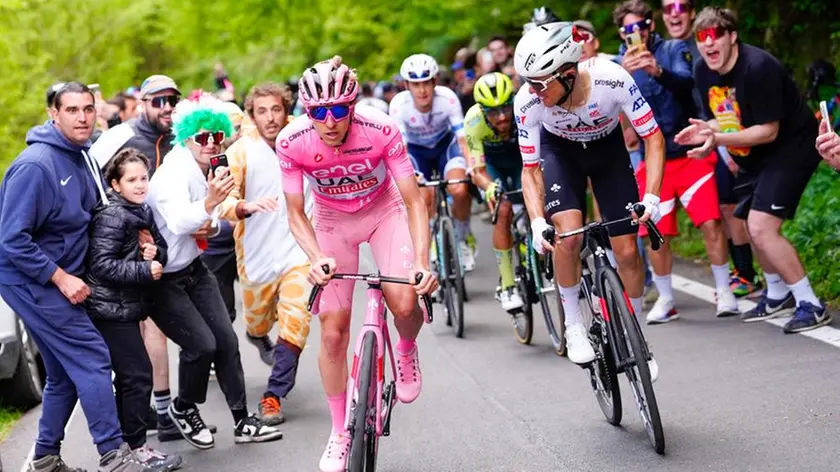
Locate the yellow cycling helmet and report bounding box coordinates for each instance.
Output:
[473,72,514,107]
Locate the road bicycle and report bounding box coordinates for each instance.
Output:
[418,172,471,338]
[307,270,434,471]
[543,203,666,454]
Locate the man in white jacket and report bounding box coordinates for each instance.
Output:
[147,96,283,450]
[219,83,315,425]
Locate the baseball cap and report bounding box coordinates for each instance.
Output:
[140,74,181,99]
[573,20,597,36]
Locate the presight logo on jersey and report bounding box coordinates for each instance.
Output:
[708,86,749,157]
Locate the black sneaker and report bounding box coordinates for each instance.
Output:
[246,334,275,366]
[131,445,183,471]
[167,404,214,450]
[158,414,217,442]
[234,414,284,444]
[740,292,796,323]
[782,301,832,334]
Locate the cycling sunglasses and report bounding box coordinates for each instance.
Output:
[146,95,180,109]
[408,70,432,80]
[619,18,652,35]
[307,104,352,123]
[663,1,692,16]
[192,131,225,147]
[482,104,514,120]
[695,26,728,43]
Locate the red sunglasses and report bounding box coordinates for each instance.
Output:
[696,26,728,43]
[192,131,225,147]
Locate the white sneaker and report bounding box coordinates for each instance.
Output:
[645,297,679,325]
[716,289,740,317]
[458,241,476,272]
[565,324,596,364]
[500,287,524,312]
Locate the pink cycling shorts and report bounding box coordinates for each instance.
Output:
[313,182,416,314]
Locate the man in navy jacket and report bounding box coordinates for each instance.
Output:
[613,0,739,324]
[0,82,151,472]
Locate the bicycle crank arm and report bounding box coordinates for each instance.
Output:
[382,381,397,437]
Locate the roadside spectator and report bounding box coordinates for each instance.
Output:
[677,7,830,332]
[214,62,235,95]
[146,96,283,449]
[357,82,390,113]
[487,35,514,73]
[0,81,152,472]
[89,74,184,443]
[219,82,315,426]
[615,0,739,322]
[573,20,616,62]
[84,149,182,470]
[816,120,840,170]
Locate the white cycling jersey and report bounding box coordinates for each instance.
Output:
[514,57,660,167]
[388,86,466,148]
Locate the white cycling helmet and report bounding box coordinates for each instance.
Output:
[514,22,581,79]
[400,54,439,82]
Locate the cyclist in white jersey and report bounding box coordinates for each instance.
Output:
[389,54,477,271]
[514,22,666,372]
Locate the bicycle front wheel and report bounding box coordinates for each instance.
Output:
[349,332,378,471]
[441,218,465,338]
[600,268,665,454]
[529,246,565,355]
[511,241,534,344]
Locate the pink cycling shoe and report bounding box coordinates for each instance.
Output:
[319,432,351,472]
[396,344,422,403]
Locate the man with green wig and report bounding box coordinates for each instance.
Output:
[147,96,284,449]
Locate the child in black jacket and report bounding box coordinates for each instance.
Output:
[85,148,182,471]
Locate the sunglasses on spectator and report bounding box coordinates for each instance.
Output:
[574,28,594,43]
[146,95,180,109]
[619,18,652,35]
[307,104,352,123]
[192,131,226,147]
[663,2,692,16]
[482,104,514,120]
[695,26,728,43]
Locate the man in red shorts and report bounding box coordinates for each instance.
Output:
[614,0,739,323]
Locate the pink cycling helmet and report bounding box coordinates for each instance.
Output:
[297,55,360,108]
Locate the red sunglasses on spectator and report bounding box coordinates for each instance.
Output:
[696,26,728,43]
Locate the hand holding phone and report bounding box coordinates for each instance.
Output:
[626,31,645,51]
[819,100,833,131]
[210,153,229,173]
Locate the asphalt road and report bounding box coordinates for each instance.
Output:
[3,215,840,472]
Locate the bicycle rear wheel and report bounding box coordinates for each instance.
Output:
[529,245,565,355]
[600,268,665,454]
[349,332,378,471]
[510,241,534,344]
[441,218,465,338]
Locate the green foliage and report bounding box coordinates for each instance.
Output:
[670,163,840,308]
[0,406,22,441]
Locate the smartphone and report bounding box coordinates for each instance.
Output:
[625,31,645,50]
[209,153,229,172]
[819,100,833,131]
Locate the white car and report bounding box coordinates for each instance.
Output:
[0,298,44,409]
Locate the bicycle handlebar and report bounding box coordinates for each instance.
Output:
[490,188,523,225]
[306,265,434,322]
[541,203,665,251]
[418,178,472,188]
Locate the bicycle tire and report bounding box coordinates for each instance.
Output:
[511,242,534,344]
[348,332,377,471]
[441,218,465,338]
[600,268,665,454]
[587,317,622,426]
[529,246,565,355]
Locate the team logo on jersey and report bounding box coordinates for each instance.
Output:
[631,96,647,112]
[383,126,392,136]
[588,102,598,109]
[279,139,289,148]
[594,79,625,89]
[589,109,601,117]
[632,110,654,127]
[629,84,639,96]
[315,153,324,162]
[518,128,529,138]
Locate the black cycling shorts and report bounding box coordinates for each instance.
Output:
[541,128,639,237]
[733,133,821,221]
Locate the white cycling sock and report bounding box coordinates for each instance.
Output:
[652,272,674,302]
[454,218,470,243]
[711,264,732,293]
[559,283,582,327]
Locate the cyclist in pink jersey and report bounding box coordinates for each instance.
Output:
[277,56,438,472]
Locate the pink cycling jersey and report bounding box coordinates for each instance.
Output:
[278,106,417,213]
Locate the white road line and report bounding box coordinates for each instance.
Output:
[671,274,840,349]
[18,402,80,472]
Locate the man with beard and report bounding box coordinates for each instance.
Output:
[218,83,314,426]
[89,74,195,443]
